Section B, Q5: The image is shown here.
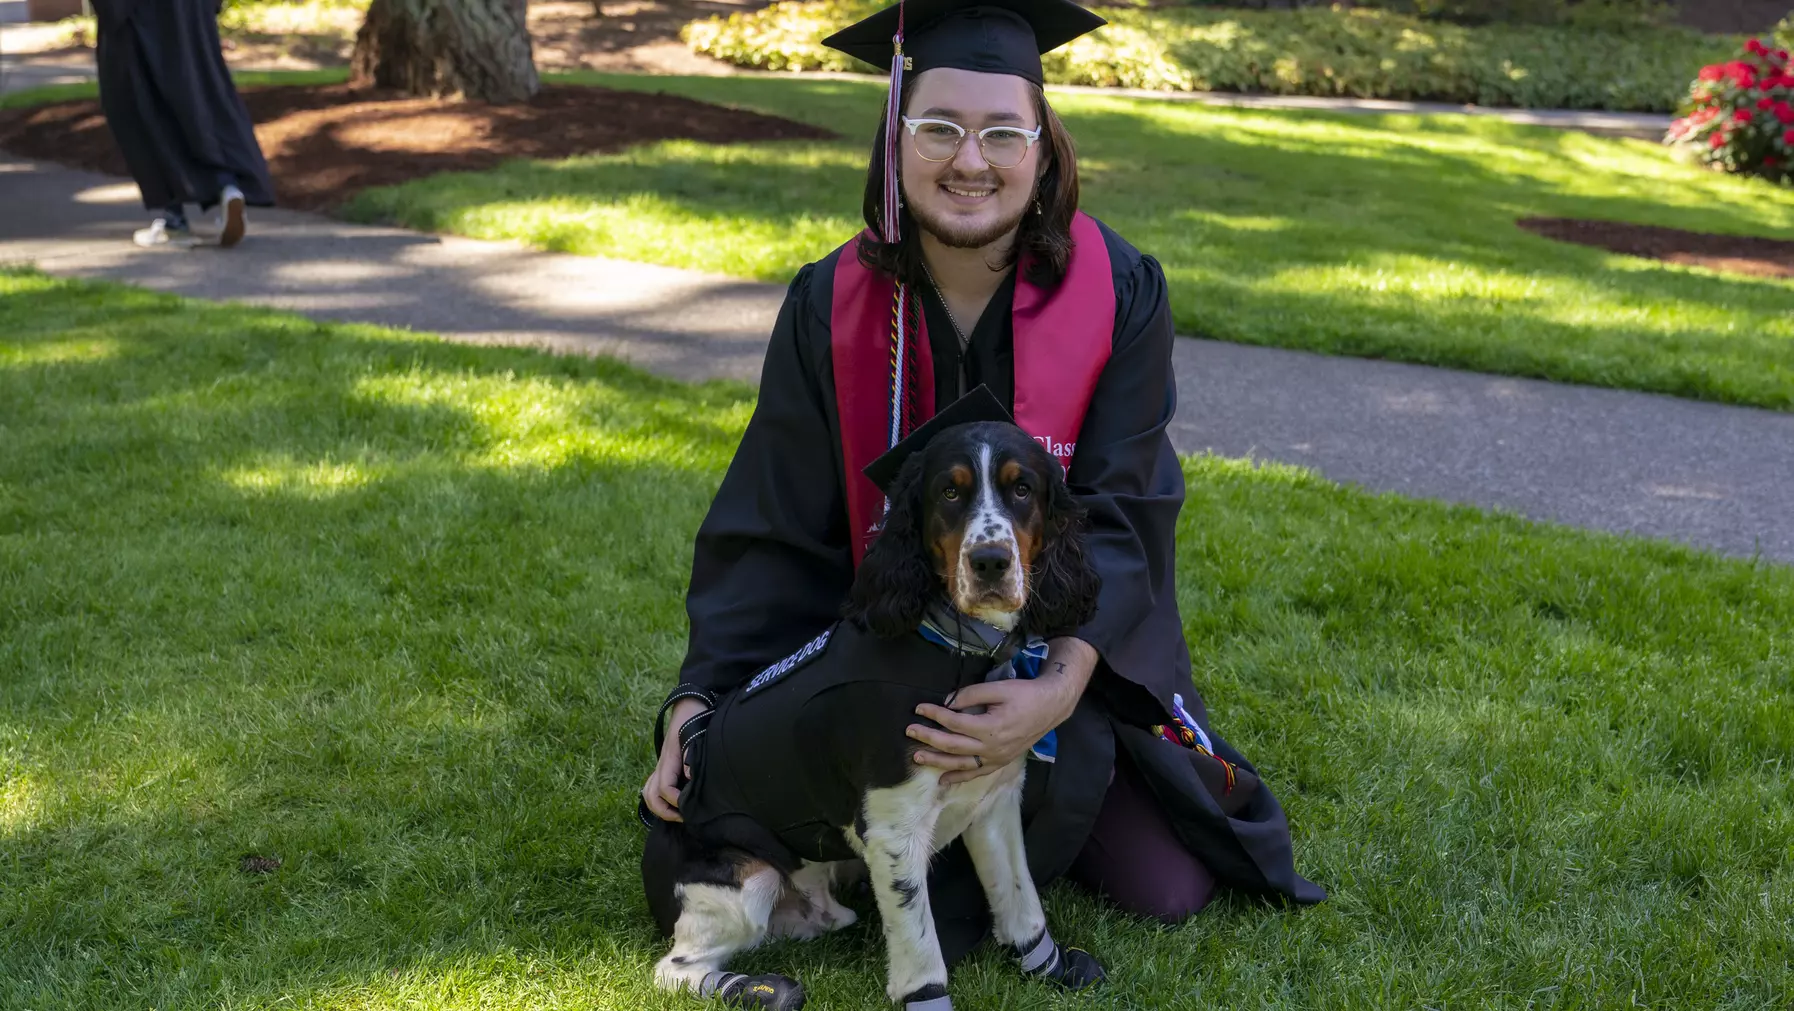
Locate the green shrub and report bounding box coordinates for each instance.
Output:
[684,1,1736,111]
[682,0,870,73]
[214,0,366,40]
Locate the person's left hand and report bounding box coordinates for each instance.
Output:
[908,638,1097,784]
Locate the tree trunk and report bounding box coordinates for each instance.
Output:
[351,0,539,104]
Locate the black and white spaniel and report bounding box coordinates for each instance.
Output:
[645,419,1103,1011]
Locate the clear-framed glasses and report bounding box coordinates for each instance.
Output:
[900,117,1043,169]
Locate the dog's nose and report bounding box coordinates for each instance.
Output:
[969,546,1011,581]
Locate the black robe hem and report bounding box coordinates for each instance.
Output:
[94,0,277,212]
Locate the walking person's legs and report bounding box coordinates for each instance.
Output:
[211,170,248,248]
[95,16,188,247]
[93,0,271,249]
[132,202,198,249]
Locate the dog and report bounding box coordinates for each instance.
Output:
[644,418,1105,1011]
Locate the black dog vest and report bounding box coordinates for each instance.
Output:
[676,618,1001,872]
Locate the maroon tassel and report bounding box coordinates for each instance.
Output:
[881,2,908,245]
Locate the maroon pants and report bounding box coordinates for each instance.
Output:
[1065,756,1216,923]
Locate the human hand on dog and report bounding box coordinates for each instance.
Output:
[909,637,1098,784]
[641,697,710,822]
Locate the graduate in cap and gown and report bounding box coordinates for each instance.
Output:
[642,0,1324,960]
[89,0,275,248]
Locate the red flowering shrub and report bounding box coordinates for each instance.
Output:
[1667,37,1794,183]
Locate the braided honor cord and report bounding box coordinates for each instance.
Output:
[881,2,915,524]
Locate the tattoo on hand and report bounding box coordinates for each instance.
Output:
[1052,662,1067,676]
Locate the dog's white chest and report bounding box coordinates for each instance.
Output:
[930,766,1023,850]
[843,761,1026,861]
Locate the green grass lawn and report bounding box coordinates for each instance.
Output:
[343,72,1794,412]
[0,70,349,111]
[3,271,1791,1009]
[8,71,1794,410]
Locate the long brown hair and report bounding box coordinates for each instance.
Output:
[857,81,1081,290]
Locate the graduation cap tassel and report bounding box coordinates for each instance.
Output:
[881,2,907,245]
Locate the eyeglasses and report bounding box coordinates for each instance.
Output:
[900,117,1043,169]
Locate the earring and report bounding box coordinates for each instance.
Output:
[1032,198,1043,216]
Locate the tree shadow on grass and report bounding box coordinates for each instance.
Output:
[1079,103,1794,281]
[0,272,822,1006]
[1074,106,1794,405]
[338,137,868,282]
[0,281,1128,1010]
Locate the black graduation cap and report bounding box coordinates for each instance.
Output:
[822,0,1106,87]
[864,385,1012,494]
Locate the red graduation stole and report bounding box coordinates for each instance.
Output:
[830,211,1115,566]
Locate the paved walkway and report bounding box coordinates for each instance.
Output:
[0,19,96,95]
[2,157,784,383]
[0,51,92,94]
[6,154,1790,563]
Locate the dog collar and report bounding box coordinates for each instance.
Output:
[917,599,1027,661]
[917,601,1059,763]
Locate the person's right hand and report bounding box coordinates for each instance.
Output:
[641,696,711,822]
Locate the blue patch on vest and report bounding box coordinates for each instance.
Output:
[743,628,833,696]
[1012,641,1058,763]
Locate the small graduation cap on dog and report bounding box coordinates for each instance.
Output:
[822,0,1106,245]
[864,385,1012,495]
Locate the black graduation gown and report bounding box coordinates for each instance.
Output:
[90,0,275,210]
[671,219,1323,952]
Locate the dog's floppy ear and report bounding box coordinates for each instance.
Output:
[844,452,936,638]
[1023,466,1102,638]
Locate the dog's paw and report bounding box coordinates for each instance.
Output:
[716,972,807,1011]
[1015,932,1105,991]
[1051,947,1105,991]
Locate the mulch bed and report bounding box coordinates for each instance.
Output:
[1518,217,1794,281]
[0,83,833,211]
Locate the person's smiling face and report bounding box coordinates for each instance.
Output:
[900,68,1046,251]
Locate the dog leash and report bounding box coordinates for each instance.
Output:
[637,683,718,829]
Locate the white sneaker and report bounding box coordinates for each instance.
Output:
[217,185,247,248]
[133,218,198,249]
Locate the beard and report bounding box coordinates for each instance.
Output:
[907,179,1031,250]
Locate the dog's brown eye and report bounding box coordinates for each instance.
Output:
[1013,483,1031,500]
[942,487,959,501]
